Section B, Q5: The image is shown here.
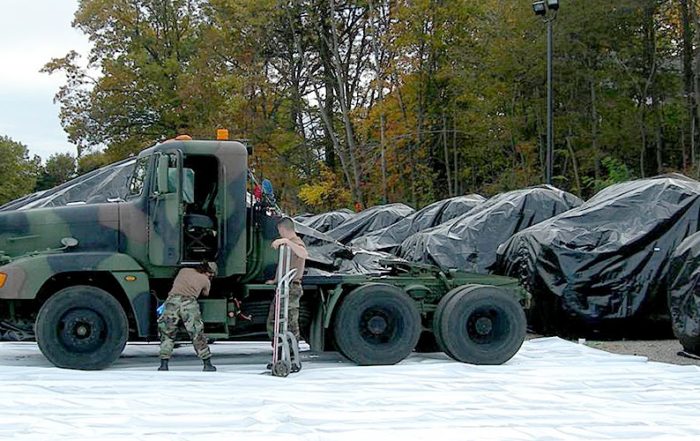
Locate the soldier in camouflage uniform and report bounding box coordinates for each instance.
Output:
[158,262,218,372]
[266,217,308,342]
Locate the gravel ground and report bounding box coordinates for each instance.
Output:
[586,339,700,366]
[526,333,700,366]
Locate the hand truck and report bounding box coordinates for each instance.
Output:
[270,245,302,377]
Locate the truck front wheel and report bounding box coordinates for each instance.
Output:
[35,285,128,370]
[333,284,421,365]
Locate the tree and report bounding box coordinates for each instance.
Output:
[36,153,77,191]
[0,136,40,205]
[44,0,700,210]
[77,151,110,174]
[42,0,208,160]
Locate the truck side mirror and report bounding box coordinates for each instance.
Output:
[156,155,170,194]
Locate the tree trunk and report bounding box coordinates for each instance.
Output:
[681,0,696,169]
[285,0,355,196]
[453,108,459,195]
[655,107,664,173]
[327,0,363,204]
[638,110,647,178]
[369,0,388,203]
[442,112,453,197]
[639,2,658,178]
[319,1,337,170]
[692,0,700,176]
[566,128,582,196]
[590,78,601,180]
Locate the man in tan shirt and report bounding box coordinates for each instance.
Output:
[266,217,308,342]
[158,262,217,372]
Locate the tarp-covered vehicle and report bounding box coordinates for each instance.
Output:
[325,203,415,244]
[296,209,355,233]
[497,175,700,334]
[398,186,582,274]
[667,231,700,354]
[350,195,485,252]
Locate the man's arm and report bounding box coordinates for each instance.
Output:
[272,238,309,260]
[201,279,210,297]
[287,240,308,260]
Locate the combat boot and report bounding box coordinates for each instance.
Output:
[202,357,217,372]
[158,359,169,371]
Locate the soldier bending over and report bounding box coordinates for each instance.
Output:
[158,262,218,372]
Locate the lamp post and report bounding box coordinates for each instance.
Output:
[533,0,559,185]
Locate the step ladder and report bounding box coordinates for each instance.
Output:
[270,244,302,377]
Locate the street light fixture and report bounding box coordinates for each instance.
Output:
[533,0,559,185]
[532,1,546,16]
[546,0,560,10]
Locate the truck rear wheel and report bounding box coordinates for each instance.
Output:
[432,286,471,358]
[35,285,128,370]
[436,285,526,365]
[678,333,700,355]
[333,284,421,365]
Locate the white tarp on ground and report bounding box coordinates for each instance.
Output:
[1,337,699,441]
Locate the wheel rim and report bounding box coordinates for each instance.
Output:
[358,306,402,345]
[57,308,107,353]
[466,306,507,345]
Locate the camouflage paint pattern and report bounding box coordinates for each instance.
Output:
[158,294,211,360]
[0,140,249,337]
[127,140,249,278]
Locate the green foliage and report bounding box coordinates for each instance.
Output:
[42,0,209,158]
[77,151,110,174]
[298,165,352,211]
[34,0,700,210]
[36,153,77,191]
[0,136,40,205]
[582,156,633,193]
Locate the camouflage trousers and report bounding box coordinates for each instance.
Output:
[266,283,303,341]
[158,294,211,360]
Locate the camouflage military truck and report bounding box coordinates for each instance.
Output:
[0,137,530,370]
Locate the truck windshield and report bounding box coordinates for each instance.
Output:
[0,158,137,211]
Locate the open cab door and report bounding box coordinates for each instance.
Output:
[148,150,183,266]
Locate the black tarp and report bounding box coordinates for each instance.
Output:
[398,186,582,273]
[349,195,485,252]
[496,175,700,327]
[298,209,355,233]
[294,222,394,276]
[293,213,314,223]
[668,232,700,348]
[325,203,415,244]
[0,158,136,211]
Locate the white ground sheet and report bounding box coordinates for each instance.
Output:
[0,337,699,441]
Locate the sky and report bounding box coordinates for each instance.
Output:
[0,0,91,160]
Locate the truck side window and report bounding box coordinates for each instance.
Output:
[127,157,150,198]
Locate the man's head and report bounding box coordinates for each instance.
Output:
[197,261,218,278]
[277,216,296,239]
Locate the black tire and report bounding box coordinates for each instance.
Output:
[678,334,700,355]
[333,284,421,365]
[432,286,471,358]
[438,285,526,365]
[272,360,290,377]
[35,285,128,370]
